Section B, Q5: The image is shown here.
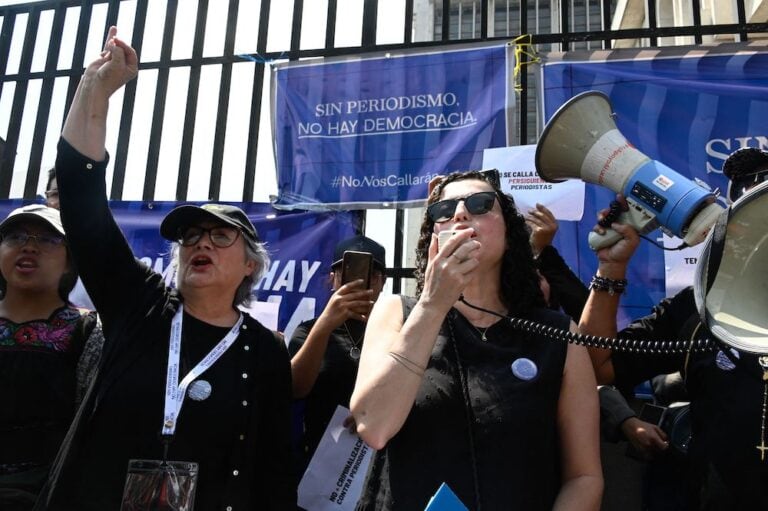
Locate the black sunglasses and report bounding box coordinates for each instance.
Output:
[427,191,498,223]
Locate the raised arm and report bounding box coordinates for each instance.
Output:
[56,27,153,323]
[578,213,640,385]
[62,26,138,159]
[350,229,478,450]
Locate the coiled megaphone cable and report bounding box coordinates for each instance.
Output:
[458,296,716,354]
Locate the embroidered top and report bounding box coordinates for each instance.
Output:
[0,305,92,471]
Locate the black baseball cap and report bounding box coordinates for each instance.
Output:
[0,204,65,236]
[160,204,259,243]
[332,235,386,270]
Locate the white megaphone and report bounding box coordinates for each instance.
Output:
[535,91,724,251]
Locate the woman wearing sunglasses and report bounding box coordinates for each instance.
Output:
[0,205,101,511]
[35,28,295,510]
[351,170,602,510]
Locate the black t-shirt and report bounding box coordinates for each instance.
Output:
[288,318,362,471]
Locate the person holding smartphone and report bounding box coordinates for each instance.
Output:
[288,235,387,477]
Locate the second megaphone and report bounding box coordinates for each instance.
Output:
[535,91,723,250]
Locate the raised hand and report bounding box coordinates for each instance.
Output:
[85,26,139,98]
[318,280,375,327]
[419,228,479,312]
[526,203,558,256]
[594,195,640,275]
[63,26,139,160]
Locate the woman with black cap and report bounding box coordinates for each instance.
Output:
[0,205,100,511]
[35,27,295,510]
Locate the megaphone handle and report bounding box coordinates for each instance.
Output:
[588,200,658,251]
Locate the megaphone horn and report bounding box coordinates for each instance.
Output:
[535,91,723,250]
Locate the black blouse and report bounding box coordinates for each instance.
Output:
[358,296,570,511]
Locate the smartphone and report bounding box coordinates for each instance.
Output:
[437,230,457,250]
[341,251,373,289]
[638,403,666,426]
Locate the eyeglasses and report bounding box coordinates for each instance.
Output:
[177,225,241,248]
[427,191,498,223]
[0,231,66,252]
[44,190,59,199]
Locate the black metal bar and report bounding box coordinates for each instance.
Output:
[442,0,450,41]
[560,0,570,50]
[176,0,209,201]
[736,0,748,41]
[362,0,378,48]
[289,0,303,60]
[0,14,16,85]
[602,0,612,49]
[518,0,528,146]
[104,0,120,32]
[0,21,762,78]
[0,8,39,198]
[647,0,658,47]
[143,0,178,201]
[242,0,271,202]
[404,0,414,43]
[111,0,147,201]
[325,0,338,49]
[392,208,405,293]
[63,3,93,123]
[480,0,488,39]
[691,0,702,44]
[386,266,415,280]
[208,0,240,201]
[24,3,67,199]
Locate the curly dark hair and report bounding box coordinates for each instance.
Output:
[722,148,768,180]
[414,169,546,317]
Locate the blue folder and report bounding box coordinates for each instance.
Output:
[424,483,469,511]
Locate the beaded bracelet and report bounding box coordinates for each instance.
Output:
[589,275,628,295]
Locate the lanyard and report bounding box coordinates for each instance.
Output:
[162,304,244,436]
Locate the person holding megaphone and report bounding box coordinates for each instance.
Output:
[350,169,603,510]
[579,147,768,510]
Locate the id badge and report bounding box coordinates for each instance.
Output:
[120,459,199,511]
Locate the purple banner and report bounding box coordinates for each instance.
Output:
[272,43,512,209]
[0,200,361,338]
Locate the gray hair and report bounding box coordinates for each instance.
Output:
[168,234,270,308]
